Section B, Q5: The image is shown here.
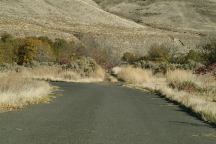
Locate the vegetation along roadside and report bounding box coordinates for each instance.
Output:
[0,33,106,111]
[112,37,216,124]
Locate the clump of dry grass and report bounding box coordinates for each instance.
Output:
[166,70,203,92]
[0,72,53,110]
[116,66,154,84]
[20,65,105,82]
[91,65,105,79]
[21,66,81,82]
[114,66,216,123]
[166,70,197,85]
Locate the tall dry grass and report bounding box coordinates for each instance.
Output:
[21,66,81,82]
[117,66,154,84]
[20,65,105,82]
[166,70,198,85]
[0,72,53,110]
[114,66,216,123]
[0,64,105,111]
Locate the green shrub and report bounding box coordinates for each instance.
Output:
[86,48,115,69]
[202,38,216,64]
[53,38,76,63]
[38,36,53,46]
[154,62,175,74]
[53,38,69,50]
[35,42,56,63]
[0,34,19,64]
[122,52,139,64]
[169,81,202,93]
[168,50,203,66]
[185,50,203,63]
[168,53,186,64]
[147,44,171,62]
[1,33,14,43]
[0,42,15,63]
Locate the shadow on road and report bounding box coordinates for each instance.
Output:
[169,121,211,128]
[155,93,216,128]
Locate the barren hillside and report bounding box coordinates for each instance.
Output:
[0,0,208,59]
[94,0,216,34]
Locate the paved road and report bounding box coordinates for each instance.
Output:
[0,82,215,144]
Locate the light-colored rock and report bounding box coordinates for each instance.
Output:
[111,67,122,75]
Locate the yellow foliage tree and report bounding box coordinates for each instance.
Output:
[17,38,39,65]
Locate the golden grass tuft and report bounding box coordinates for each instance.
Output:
[166,70,197,84]
[165,70,202,92]
[20,65,105,82]
[117,66,154,84]
[21,66,81,82]
[91,65,105,80]
[0,72,53,110]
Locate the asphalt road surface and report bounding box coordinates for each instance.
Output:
[0,82,215,144]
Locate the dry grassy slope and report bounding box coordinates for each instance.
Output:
[0,0,203,59]
[94,0,216,34]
